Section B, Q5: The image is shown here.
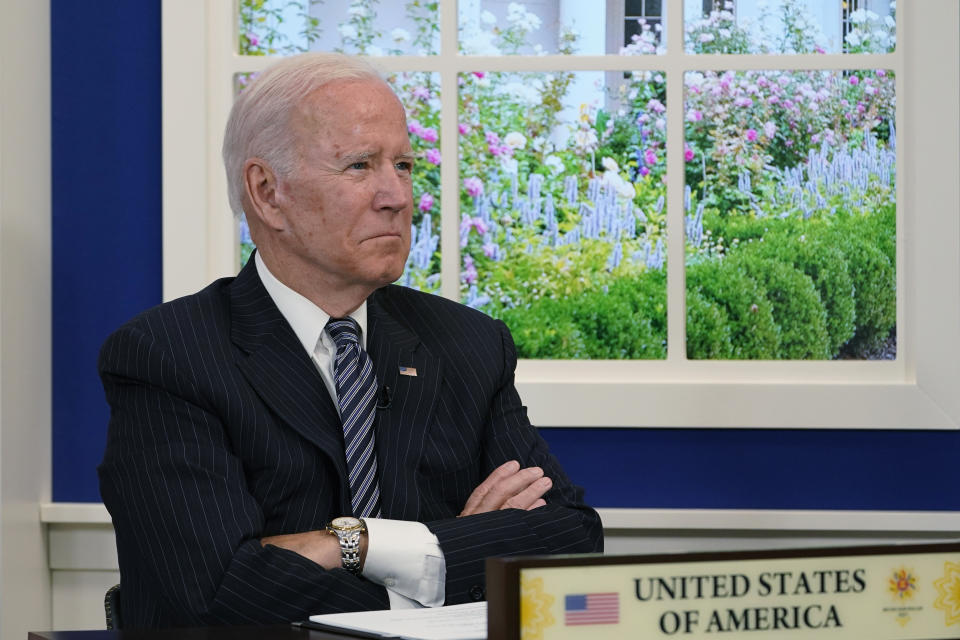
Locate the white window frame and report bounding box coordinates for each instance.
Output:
[161,0,960,429]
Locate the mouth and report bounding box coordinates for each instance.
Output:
[363,231,404,241]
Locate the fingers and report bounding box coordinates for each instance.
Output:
[500,475,551,510]
[460,460,520,516]
[459,460,552,516]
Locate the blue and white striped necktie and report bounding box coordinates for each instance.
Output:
[326,317,382,518]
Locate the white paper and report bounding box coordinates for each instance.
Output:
[308,601,486,640]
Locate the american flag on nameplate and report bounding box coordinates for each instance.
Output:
[564,592,620,626]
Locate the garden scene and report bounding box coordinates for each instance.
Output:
[239,0,897,360]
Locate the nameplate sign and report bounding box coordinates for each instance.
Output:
[486,542,960,639]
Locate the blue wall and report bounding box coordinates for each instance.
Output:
[51,1,959,510]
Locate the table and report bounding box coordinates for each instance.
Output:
[29,625,359,640]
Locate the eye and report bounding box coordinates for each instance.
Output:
[348,161,368,171]
[395,160,414,173]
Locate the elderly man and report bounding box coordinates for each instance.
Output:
[98,52,602,628]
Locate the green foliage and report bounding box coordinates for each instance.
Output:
[686,259,780,359]
[825,226,896,354]
[750,233,857,358]
[502,272,666,360]
[727,253,830,359]
[686,289,734,359]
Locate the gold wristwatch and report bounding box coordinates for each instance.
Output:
[326,516,366,574]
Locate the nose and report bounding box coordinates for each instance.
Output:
[373,165,412,214]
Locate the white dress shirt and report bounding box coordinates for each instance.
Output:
[255,252,445,609]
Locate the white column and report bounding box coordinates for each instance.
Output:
[0,0,54,637]
[558,0,606,129]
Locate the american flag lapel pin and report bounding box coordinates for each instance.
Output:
[398,365,418,377]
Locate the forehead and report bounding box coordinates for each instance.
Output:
[293,78,407,135]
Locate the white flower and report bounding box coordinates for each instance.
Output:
[884,15,895,29]
[391,27,411,43]
[845,32,861,47]
[543,155,564,175]
[499,157,519,174]
[501,81,539,105]
[347,4,368,17]
[461,31,500,55]
[366,45,384,56]
[504,131,527,149]
[573,128,598,150]
[338,23,358,39]
[850,9,867,24]
[699,32,715,43]
[480,10,497,25]
[601,157,619,173]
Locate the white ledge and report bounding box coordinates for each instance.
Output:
[39,503,960,534]
[41,502,111,524]
[598,508,960,533]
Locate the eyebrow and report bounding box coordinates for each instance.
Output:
[341,151,374,164]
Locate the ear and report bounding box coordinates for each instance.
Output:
[242,158,286,232]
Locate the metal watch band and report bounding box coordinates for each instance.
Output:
[338,529,362,573]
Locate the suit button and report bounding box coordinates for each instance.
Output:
[468,584,485,601]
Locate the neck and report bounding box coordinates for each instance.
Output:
[256,247,373,318]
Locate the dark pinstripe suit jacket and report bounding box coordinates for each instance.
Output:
[98,256,602,628]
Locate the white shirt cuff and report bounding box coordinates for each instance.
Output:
[362,517,445,608]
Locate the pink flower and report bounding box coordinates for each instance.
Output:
[876,69,887,77]
[745,128,758,142]
[686,109,703,123]
[420,127,439,143]
[462,255,478,285]
[644,149,658,166]
[849,75,860,86]
[411,86,430,100]
[472,71,485,79]
[425,148,441,165]
[408,120,424,136]
[734,96,754,108]
[638,166,650,177]
[418,193,434,212]
[458,123,470,135]
[485,131,500,145]
[488,145,501,157]
[684,146,695,162]
[764,121,776,138]
[647,99,666,114]
[464,177,484,198]
[246,33,260,47]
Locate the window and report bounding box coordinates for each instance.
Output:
[161,0,960,428]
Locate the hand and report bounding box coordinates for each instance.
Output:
[459,460,552,516]
[261,530,368,571]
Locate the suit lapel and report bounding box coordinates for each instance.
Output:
[366,288,442,520]
[229,257,350,512]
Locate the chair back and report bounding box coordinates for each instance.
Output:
[104,583,122,629]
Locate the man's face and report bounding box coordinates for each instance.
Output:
[271,78,414,296]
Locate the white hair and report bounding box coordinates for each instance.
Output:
[221,52,385,218]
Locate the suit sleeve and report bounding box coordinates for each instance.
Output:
[98,324,389,627]
[425,320,604,605]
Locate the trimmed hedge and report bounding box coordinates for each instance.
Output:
[500,204,893,360]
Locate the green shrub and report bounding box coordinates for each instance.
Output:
[502,270,667,359]
[727,252,830,359]
[501,297,589,359]
[827,228,896,354]
[686,289,734,359]
[747,231,857,357]
[686,259,780,359]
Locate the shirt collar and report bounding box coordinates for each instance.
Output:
[255,251,367,354]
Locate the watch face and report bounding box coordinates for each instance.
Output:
[331,516,362,530]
